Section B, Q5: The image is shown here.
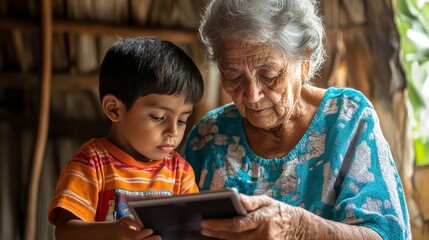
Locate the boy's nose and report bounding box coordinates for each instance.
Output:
[165,122,179,137]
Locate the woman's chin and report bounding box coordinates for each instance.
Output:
[245,117,277,130]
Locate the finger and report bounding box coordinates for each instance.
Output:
[201,228,234,239]
[119,215,141,231]
[201,228,254,240]
[240,194,272,211]
[135,228,156,239]
[142,235,161,240]
[201,218,234,231]
[202,214,258,233]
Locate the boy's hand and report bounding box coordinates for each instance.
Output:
[55,209,161,240]
[114,215,161,240]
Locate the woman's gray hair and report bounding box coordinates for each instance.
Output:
[199,0,326,82]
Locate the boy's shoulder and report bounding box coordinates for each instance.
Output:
[164,151,194,171]
[68,138,111,166]
[75,138,108,155]
[165,151,190,164]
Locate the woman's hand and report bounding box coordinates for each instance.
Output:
[200,194,302,239]
[200,194,382,240]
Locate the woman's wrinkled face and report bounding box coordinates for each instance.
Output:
[218,40,303,129]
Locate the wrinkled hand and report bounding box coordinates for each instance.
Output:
[200,194,303,240]
[113,215,161,240]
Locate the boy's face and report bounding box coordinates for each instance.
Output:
[111,94,193,162]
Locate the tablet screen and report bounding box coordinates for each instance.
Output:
[128,188,246,240]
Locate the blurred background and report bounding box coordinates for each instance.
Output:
[0,0,428,239]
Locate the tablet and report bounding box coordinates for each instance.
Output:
[127,188,246,240]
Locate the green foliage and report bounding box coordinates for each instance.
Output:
[395,0,429,166]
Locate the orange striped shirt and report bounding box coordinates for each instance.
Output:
[48,138,198,224]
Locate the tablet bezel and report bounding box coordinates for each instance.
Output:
[127,188,246,239]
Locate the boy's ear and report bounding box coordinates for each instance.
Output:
[102,94,123,122]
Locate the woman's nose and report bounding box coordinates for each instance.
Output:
[243,78,264,103]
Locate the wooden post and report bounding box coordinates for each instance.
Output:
[24,0,52,239]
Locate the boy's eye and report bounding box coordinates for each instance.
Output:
[178,120,187,125]
[150,115,164,121]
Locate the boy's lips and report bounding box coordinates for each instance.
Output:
[157,145,175,152]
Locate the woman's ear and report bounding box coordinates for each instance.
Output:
[102,94,122,122]
[301,60,310,82]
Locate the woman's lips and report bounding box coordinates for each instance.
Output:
[247,107,269,116]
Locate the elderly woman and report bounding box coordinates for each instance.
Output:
[183,0,410,239]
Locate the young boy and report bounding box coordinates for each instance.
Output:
[48,37,204,240]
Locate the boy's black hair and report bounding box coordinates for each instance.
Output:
[99,37,204,109]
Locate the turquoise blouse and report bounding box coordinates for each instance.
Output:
[184,87,410,239]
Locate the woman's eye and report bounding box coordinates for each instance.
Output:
[150,115,164,121]
[225,74,241,80]
[222,71,243,83]
[260,75,276,81]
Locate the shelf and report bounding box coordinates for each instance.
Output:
[0,72,98,90]
[0,17,198,43]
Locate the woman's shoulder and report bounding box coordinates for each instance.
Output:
[187,103,242,141]
[323,87,374,110]
[197,102,240,123]
[316,87,379,130]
